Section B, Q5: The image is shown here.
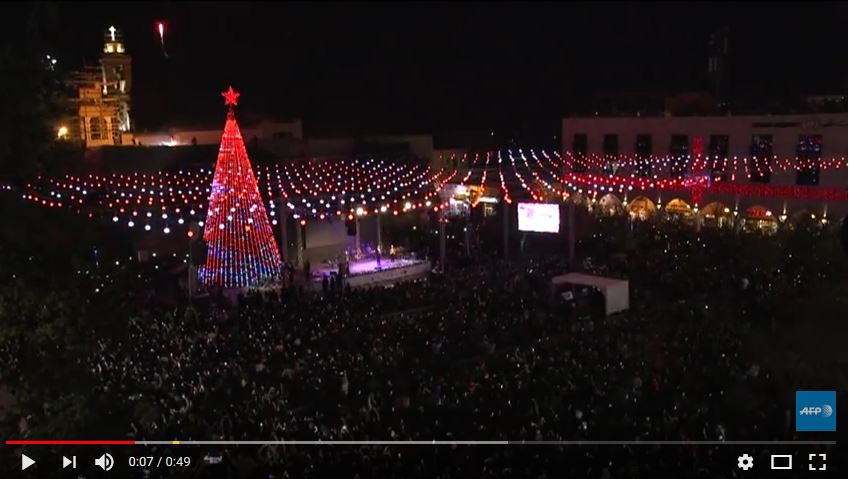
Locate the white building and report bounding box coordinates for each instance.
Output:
[134,119,303,147]
[561,113,848,227]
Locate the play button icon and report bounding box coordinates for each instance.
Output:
[21,454,35,470]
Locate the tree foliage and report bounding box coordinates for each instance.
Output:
[0,3,72,184]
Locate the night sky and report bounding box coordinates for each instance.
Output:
[6,2,848,138]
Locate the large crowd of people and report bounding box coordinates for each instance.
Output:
[0,216,845,478]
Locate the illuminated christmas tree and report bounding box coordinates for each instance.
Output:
[199,86,281,288]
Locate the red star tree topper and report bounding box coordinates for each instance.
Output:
[222,85,240,106]
[199,87,281,288]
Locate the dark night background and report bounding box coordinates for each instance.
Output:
[3,1,848,140]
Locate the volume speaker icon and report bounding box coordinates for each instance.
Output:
[95,453,115,471]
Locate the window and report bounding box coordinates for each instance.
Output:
[572,134,588,173]
[796,135,822,186]
[749,134,773,183]
[635,134,652,177]
[708,135,729,181]
[602,134,618,156]
[89,117,105,141]
[669,134,689,178]
[602,134,619,174]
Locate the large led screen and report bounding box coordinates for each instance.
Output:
[517,202,560,233]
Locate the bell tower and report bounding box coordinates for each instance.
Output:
[101,25,132,133]
[70,25,134,146]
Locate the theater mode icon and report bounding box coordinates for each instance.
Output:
[770,455,792,470]
[796,391,836,431]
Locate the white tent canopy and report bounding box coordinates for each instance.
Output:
[551,273,630,315]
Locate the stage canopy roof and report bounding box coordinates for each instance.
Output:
[551,272,629,315]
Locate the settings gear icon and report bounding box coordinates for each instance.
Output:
[737,453,755,471]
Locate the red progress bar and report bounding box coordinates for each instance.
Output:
[6,440,137,445]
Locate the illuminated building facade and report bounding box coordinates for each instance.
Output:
[70,26,133,147]
[562,112,848,231]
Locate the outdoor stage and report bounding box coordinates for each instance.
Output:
[310,255,432,289]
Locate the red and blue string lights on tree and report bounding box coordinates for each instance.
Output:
[198,87,282,288]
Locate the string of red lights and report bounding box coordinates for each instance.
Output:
[441,151,847,173]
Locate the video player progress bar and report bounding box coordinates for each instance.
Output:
[6,440,837,446]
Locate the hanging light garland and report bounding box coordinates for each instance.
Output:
[20,153,457,233]
[453,149,847,205]
[15,144,847,231]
